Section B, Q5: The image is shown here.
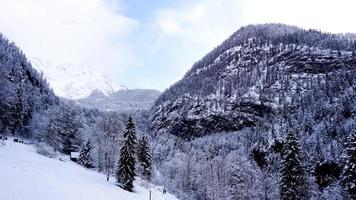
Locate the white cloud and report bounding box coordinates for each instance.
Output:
[146,0,356,90]
[1,0,355,93]
[0,0,138,73]
[153,0,246,48]
[242,0,356,34]
[153,0,356,49]
[148,0,247,82]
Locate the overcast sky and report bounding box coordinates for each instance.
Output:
[1,0,356,91]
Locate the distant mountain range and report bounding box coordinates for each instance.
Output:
[30,57,160,112]
[77,89,160,112]
[30,57,121,99]
[1,23,356,200]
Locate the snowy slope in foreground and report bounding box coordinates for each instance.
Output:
[0,140,178,200]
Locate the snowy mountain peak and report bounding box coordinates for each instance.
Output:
[30,57,120,99]
[78,89,161,112]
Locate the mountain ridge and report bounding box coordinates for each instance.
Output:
[150,23,356,138]
[77,88,161,112]
[148,23,356,199]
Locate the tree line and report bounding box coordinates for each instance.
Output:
[76,116,152,192]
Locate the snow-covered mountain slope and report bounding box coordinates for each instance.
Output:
[0,140,178,200]
[30,57,121,99]
[77,89,161,112]
[150,23,356,138]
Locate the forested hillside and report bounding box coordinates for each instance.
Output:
[149,24,356,199]
[151,24,356,138]
[1,23,356,200]
[0,34,58,137]
[0,34,155,196]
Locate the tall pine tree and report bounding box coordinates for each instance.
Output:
[78,140,94,168]
[58,104,83,154]
[341,130,356,198]
[116,116,136,192]
[11,83,26,135]
[280,130,308,200]
[137,134,152,181]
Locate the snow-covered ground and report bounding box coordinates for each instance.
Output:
[0,140,178,200]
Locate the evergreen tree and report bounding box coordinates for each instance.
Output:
[227,161,249,200]
[33,103,83,153]
[59,104,83,154]
[0,72,15,135]
[116,116,136,192]
[321,182,344,200]
[11,83,26,135]
[137,134,152,181]
[280,130,308,200]
[314,133,324,163]
[78,140,94,168]
[341,130,356,198]
[59,105,82,154]
[45,116,63,150]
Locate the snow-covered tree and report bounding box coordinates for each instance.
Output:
[93,113,123,180]
[31,103,83,153]
[225,151,263,200]
[321,182,344,200]
[137,134,152,181]
[0,72,15,134]
[341,130,356,199]
[32,106,61,150]
[116,116,137,192]
[0,34,57,137]
[280,130,308,200]
[59,104,83,154]
[78,140,94,168]
[11,83,27,135]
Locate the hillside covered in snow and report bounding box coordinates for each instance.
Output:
[1,21,356,200]
[151,23,356,138]
[0,139,178,200]
[77,89,160,112]
[30,57,121,99]
[149,24,356,199]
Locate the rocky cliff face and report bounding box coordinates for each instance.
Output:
[150,24,356,139]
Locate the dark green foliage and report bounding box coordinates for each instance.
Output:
[341,130,356,198]
[78,140,94,168]
[116,116,137,192]
[137,135,152,181]
[280,130,308,200]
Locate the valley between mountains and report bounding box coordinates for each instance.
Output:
[0,23,355,200]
